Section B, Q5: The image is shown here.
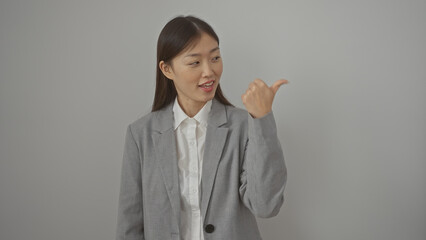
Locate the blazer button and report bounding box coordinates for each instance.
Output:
[205,224,215,233]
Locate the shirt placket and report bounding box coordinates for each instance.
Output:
[186,119,201,239]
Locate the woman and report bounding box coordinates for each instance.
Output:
[116,15,288,240]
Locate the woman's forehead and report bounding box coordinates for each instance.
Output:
[180,33,219,57]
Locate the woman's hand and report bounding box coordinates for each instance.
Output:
[241,78,288,118]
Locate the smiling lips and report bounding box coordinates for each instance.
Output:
[199,80,215,92]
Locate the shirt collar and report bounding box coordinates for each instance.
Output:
[172,97,212,130]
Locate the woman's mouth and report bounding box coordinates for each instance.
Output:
[199,80,214,92]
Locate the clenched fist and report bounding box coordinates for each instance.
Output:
[241,78,288,118]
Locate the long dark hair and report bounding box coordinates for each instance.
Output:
[151,15,233,112]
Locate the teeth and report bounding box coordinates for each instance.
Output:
[202,82,213,87]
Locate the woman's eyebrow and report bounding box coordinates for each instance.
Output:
[185,47,220,57]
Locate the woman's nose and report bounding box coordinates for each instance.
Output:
[201,62,214,78]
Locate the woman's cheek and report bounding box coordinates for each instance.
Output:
[215,63,223,76]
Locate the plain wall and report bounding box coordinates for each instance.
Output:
[1,0,425,239]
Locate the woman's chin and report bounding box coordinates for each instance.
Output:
[201,92,216,102]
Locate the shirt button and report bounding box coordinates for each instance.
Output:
[191,188,197,194]
[189,141,195,145]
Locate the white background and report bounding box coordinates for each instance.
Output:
[1,0,425,239]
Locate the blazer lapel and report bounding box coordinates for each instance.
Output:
[152,103,181,228]
[201,98,229,219]
[152,99,229,226]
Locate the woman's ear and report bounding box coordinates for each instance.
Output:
[159,61,174,80]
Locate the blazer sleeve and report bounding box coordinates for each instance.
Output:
[116,125,145,240]
[239,110,287,218]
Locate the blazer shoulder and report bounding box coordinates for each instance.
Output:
[225,105,249,127]
[127,111,158,136]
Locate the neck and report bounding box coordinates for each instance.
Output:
[177,96,207,118]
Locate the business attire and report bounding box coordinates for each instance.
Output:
[173,97,211,240]
[116,97,287,240]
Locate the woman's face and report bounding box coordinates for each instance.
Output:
[160,32,223,109]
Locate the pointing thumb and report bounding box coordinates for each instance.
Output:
[270,79,288,94]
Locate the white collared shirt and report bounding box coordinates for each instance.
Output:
[173,97,212,240]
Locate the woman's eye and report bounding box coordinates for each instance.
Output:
[212,56,221,62]
[190,61,200,66]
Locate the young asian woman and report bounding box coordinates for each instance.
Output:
[116,15,288,240]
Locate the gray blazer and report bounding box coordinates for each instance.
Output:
[116,98,287,240]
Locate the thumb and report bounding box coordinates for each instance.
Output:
[270,79,288,94]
